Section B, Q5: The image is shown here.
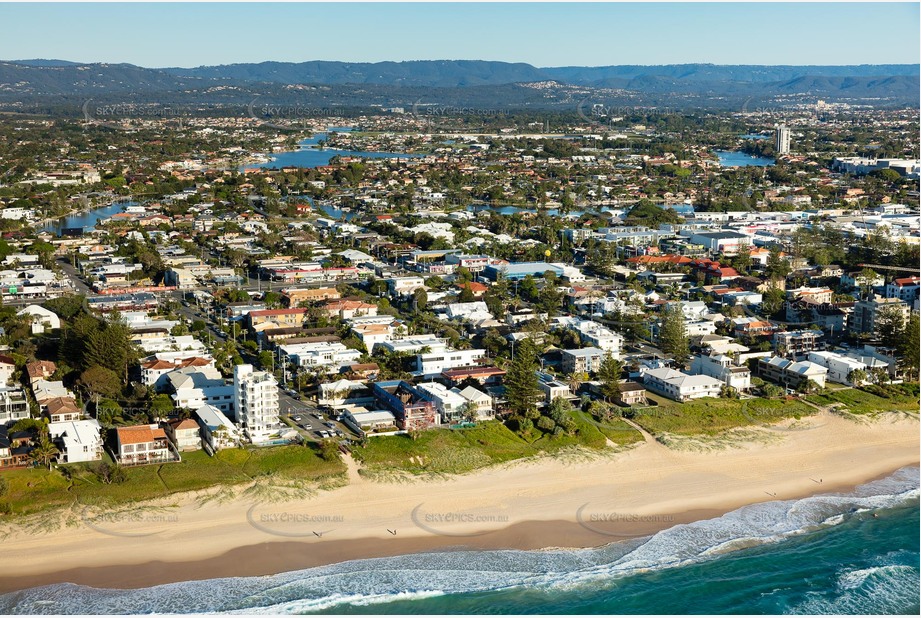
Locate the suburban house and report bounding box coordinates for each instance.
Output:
[115,424,179,465]
[194,404,241,451]
[642,367,723,402]
[318,379,375,408]
[453,385,494,420]
[43,397,82,423]
[416,381,468,424]
[690,353,751,391]
[25,360,57,386]
[49,419,103,463]
[756,356,828,390]
[0,354,15,384]
[615,381,648,406]
[17,305,62,334]
[371,381,437,431]
[537,371,572,404]
[163,418,202,451]
[807,351,869,385]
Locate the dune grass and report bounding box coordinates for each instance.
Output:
[627,394,815,436]
[0,445,346,518]
[805,385,920,415]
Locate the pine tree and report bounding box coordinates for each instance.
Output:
[658,305,690,366]
[898,313,920,381]
[597,353,624,402]
[505,339,541,418]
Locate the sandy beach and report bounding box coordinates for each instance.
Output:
[0,411,917,593]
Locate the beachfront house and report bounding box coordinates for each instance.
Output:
[115,424,179,466]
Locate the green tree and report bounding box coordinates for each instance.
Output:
[658,305,690,366]
[898,313,920,381]
[257,350,275,372]
[505,339,541,418]
[765,247,791,281]
[30,430,59,470]
[875,305,906,349]
[597,353,624,402]
[79,366,123,400]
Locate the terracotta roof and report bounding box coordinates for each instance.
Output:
[457,281,488,293]
[893,277,920,286]
[0,354,15,366]
[117,425,167,445]
[25,360,56,379]
[168,418,199,431]
[46,397,80,415]
[249,308,309,317]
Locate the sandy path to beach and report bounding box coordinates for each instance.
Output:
[0,411,917,592]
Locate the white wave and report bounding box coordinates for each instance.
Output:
[224,590,447,614]
[1,466,917,615]
[793,564,920,614]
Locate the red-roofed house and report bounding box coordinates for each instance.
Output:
[886,277,920,304]
[116,424,178,465]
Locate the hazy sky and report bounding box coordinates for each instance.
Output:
[2,2,919,67]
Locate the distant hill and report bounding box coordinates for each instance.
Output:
[0,59,916,107]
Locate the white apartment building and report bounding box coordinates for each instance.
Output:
[381,335,447,355]
[387,276,426,296]
[233,364,281,444]
[575,320,623,356]
[0,386,28,425]
[417,348,486,377]
[167,367,235,415]
[280,341,362,370]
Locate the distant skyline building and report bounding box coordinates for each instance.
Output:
[775,125,791,155]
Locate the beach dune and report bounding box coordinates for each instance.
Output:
[0,411,917,593]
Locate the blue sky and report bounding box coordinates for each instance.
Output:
[2,2,919,67]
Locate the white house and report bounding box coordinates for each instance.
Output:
[453,385,494,420]
[416,382,468,424]
[537,371,572,404]
[194,403,241,451]
[690,353,751,391]
[164,418,202,452]
[17,305,61,334]
[49,419,103,463]
[0,355,15,385]
[642,367,723,402]
[807,351,869,385]
[167,367,235,414]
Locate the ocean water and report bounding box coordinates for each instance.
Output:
[2,467,918,615]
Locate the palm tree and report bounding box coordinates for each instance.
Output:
[31,430,60,470]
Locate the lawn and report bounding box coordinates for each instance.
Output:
[627,394,816,436]
[805,385,920,415]
[352,418,640,476]
[0,444,346,518]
